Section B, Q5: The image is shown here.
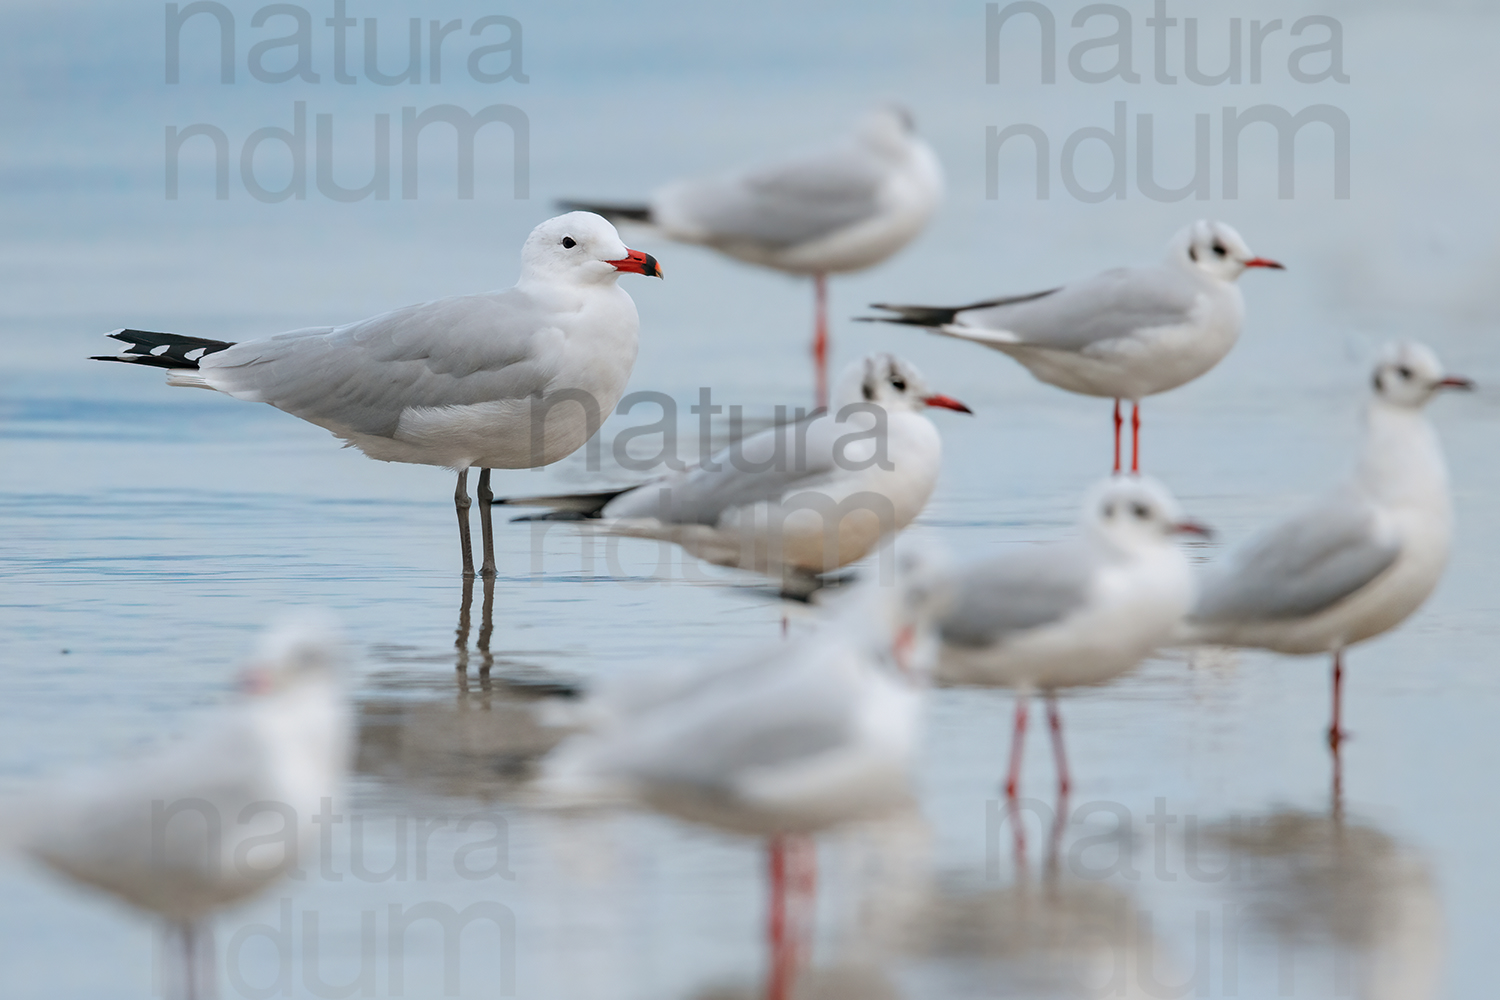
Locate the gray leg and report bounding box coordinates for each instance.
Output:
[478,467,497,579]
[455,469,475,578]
[181,920,200,1000]
[455,573,474,681]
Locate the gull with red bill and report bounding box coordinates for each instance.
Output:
[932,475,1206,801]
[864,220,1283,473]
[91,212,662,578]
[500,353,971,596]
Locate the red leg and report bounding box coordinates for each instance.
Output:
[767,835,816,1000]
[1005,794,1029,872]
[1004,695,1029,800]
[1130,402,1141,473]
[767,836,791,1000]
[812,273,829,411]
[1112,399,1122,473]
[1045,695,1071,799]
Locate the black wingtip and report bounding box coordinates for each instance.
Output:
[93,329,236,370]
[556,200,653,224]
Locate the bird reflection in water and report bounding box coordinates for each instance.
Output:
[454,572,497,697]
[355,577,579,799]
[1203,809,1442,1000]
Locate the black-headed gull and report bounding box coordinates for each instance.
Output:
[92,212,663,578]
[501,353,970,594]
[865,220,1283,472]
[1184,341,1471,757]
[10,617,350,1000]
[536,553,944,998]
[935,476,1205,799]
[562,106,943,408]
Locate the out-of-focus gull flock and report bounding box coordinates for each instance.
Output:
[9,103,1466,998]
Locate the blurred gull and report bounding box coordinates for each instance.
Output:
[501,353,970,596]
[563,105,944,407]
[537,552,946,999]
[865,220,1283,472]
[1183,341,1471,753]
[92,212,662,578]
[935,476,1204,799]
[9,616,351,1000]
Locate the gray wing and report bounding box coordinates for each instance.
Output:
[938,541,1098,649]
[200,291,555,438]
[658,140,886,250]
[1193,492,1401,623]
[604,413,838,525]
[615,655,855,790]
[27,719,271,888]
[954,263,1201,352]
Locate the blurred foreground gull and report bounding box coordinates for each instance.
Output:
[562,105,943,407]
[501,353,970,595]
[1183,342,1470,751]
[865,220,1282,472]
[92,212,662,578]
[10,617,351,1000]
[936,476,1204,799]
[537,552,944,1000]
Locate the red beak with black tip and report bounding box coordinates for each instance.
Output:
[1438,375,1475,390]
[922,394,973,414]
[1171,519,1214,538]
[605,248,663,278]
[1243,257,1285,270]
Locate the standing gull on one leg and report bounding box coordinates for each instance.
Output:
[92,212,662,577]
[562,105,943,409]
[864,220,1282,471]
[1182,341,1471,769]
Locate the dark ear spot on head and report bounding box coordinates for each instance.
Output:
[1188,245,1198,263]
[862,381,875,401]
[1373,370,1384,393]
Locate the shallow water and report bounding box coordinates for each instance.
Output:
[3,2,1499,998]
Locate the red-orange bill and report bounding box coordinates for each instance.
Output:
[923,394,973,414]
[605,249,663,278]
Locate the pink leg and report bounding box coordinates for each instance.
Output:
[766,835,816,1000]
[1005,794,1029,872]
[1004,696,1030,800]
[1131,402,1141,473]
[1112,400,1122,473]
[767,836,790,1000]
[812,273,829,411]
[1045,695,1072,799]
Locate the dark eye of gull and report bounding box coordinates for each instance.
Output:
[1397,365,1413,379]
[890,377,906,392]
[1132,502,1150,519]
[561,237,576,249]
[1212,242,1227,257]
